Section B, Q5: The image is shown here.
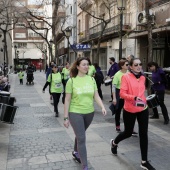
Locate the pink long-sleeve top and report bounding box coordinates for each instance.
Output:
[120,72,147,113]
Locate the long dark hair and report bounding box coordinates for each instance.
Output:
[70,57,89,77]
[147,61,159,70]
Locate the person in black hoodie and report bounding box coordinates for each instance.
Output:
[93,63,104,100]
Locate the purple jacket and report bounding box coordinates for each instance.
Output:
[152,68,166,91]
[107,62,119,77]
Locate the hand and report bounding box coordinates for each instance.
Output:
[136,97,142,101]
[112,98,117,105]
[42,90,45,93]
[63,120,69,128]
[102,108,107,116]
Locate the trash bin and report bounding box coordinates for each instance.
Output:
[8,97,16,106]
[0,91,10,104]
[0,103,18,124]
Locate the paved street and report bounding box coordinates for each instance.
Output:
[0,71,170,170]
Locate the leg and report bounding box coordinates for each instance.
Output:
[157,91,169,123]
[62,81,66,104]
[69,112,94,168]
[136,109,149,161]
[115,98,124,127]
[110,84,113,101]
[97,83,103,100]
[21,79,23,85]
[114,110,136,144]
[52,93,61,115]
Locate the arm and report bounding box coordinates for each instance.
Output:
[63,93,71,128]
[120,75,136,101]
[112,84,117,105]
[43,81,50,91]
[94,91,107,116]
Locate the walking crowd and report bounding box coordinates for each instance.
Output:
[39,54,170,170]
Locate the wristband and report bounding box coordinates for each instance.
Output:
[64,117,69,121]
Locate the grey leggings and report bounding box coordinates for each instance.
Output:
[69,112,94,168]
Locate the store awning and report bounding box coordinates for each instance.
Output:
[129,26,170,38]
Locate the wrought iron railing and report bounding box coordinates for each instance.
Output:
[78,13,131,42]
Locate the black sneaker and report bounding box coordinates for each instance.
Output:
[72,151,81,163]
[132,131,138,137]
[150,115,159,119]
[140,161,156,170]
[110,139,118,155]
[116,128,121,133]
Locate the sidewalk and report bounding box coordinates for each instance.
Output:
[0,72,170,170]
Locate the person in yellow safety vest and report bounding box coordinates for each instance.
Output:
[18,69,24,85]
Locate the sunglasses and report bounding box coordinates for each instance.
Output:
[134,63,142,67]
[125,64,129,66]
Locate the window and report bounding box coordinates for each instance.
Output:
[17,43,27,48]
[28,30,44,37]
[15,1,26,6]
[78,20,81,34]
[28,0,42,5]
[15,33,26,38]
[70,6,72,14]
[15,22,26,28]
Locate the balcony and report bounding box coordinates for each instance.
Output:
[88,13,131,40]
[78,0,93,10]
[78,30,90,42]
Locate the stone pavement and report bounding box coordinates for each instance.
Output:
[0,72,170,170]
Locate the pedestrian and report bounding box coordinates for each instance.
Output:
[18,69,24,85]
[87,58,96,77]
[147,61,169,124]
[93,63,104,100]
[106,57,119,102]
[46,62,55,102]
[112,59,129,133]
[61,62,70,104]
[126,54,134,62]
[42,64,62,117]
[110,58,156,170]
[63,57,107,170]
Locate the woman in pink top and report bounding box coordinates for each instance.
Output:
[110,58,156,170]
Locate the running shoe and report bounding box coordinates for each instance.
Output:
[116,127,121,133]
[132,131,138,137]
[72,151,81,163]
[110,139,118,155]
[140,161,156,170]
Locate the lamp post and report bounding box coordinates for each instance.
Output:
[49,39,53,65]
[117,0,126,60]
[64,27,72,62]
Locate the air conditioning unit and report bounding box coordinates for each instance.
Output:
[137,10,155,25]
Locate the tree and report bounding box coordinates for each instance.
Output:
[78,0,114,63]
[0,0,19,69]
[14,0,60,64]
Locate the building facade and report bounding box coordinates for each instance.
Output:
[12,0,46,70]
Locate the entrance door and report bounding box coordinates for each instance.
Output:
[152,48,164,67]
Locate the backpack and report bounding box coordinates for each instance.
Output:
[95,71,104,84]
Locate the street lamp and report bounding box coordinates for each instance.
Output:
[64,27,72,62]
[49,39,53,65]
[117,0,126,60]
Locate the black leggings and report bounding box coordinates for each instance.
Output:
[152,90,169,120]
[114,109,149,161]
[51,93,61,113]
